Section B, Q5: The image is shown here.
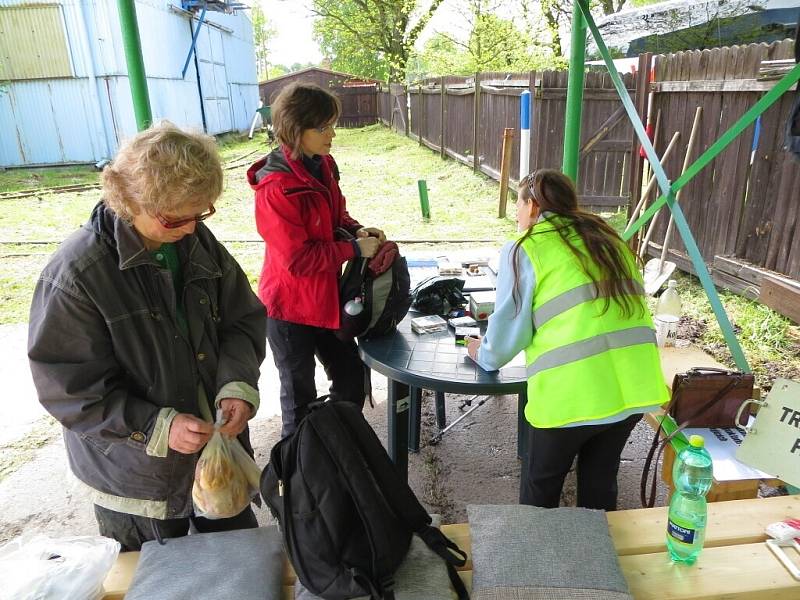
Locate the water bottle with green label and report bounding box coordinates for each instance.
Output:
[666,434,713,564]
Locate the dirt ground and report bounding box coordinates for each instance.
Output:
[0,362,676,544]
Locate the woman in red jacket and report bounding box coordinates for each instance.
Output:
[248,83,385,436]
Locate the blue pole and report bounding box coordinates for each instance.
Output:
[519,90,531,179]
[181,5,207,79]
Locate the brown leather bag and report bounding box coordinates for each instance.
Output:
[668,367,754,428]
[640,367,755,507]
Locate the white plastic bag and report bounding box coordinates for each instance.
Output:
[192,411,261,519]
[0,534,120,600]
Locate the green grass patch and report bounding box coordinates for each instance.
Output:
[0,165,100,193]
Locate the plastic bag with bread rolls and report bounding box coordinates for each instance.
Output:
[192,410,261,519]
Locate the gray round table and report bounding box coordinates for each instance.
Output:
[359,312,528,479]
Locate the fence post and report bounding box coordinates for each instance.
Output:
[627,52,652,249]
[440,76,446,158]
[404,85,409,138]
[499,128,514,218]
[419,84,423,146]
[473,72,481,172]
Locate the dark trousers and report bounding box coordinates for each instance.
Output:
[94,504,258,552]
[267,317,366,437]
[520,413,642,511]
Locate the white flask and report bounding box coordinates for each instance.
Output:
[654,279,681,347]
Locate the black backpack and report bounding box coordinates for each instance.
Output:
[336,231,411,341]
[261,401,469,600]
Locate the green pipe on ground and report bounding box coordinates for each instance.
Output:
[562,3,587,182]
[117,0,152,131]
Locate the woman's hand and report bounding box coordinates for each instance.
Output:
[356,227,386,244]
[168,413,214,454]
[465,336,482,361]
[218,398,253,438]
[356,236,380,258]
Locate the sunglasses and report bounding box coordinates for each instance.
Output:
[156,205,216,229]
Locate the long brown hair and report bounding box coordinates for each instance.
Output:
[511,169,643,318]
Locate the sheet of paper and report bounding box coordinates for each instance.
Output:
[683,419,774,482]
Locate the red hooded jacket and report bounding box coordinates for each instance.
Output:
[248,146,362,329]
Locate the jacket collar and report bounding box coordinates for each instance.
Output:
[248,145,332,191]
[89,201,221,279]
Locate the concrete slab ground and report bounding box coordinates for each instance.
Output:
[0,322,671,545]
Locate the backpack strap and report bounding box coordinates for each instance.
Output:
[328,403,470,599]
[416,526,470,600]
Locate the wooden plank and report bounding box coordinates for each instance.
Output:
[578,194,629,207]
[579,105,626,158]
[760,278,800,324]
[622,542,800,600]
[653,78,798,92]
[536,88,634,100]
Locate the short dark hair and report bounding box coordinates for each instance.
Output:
[271,83,341,159]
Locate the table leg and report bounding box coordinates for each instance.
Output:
[435,391,446,429]
[387,378,410,480]
[517,391,527,460]
[408,386,422,453]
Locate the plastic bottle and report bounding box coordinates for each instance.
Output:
[666,434,713,564]
[654,279,681,347]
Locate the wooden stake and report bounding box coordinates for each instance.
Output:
[498,128,514,218]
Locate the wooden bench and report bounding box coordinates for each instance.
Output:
[102,495,800,599]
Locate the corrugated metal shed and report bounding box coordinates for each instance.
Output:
[0,0,258,167]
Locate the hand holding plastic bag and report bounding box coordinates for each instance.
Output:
[192,410,261,519]
[0,534,120,600]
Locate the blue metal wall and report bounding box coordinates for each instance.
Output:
[0,0,258,167]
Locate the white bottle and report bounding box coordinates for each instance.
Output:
[655,279,681,348]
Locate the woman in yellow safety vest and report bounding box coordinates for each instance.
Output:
[466,169,668,510]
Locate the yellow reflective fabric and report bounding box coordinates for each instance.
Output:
[519,218,669,428]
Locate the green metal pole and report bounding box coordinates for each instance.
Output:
[117,0,152,131]
[562,3,587,182]
[417,180,430,219]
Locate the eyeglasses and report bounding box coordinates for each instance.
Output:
[156,205,216,229]
[315,121,338,134]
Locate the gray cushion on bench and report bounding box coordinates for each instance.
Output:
[125,526,283,600]
[467,505,633,600]
[294,515,451,600]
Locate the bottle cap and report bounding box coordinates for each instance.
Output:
[668,279,677,287]
[689,434,705,448]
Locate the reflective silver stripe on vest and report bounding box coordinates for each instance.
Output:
[532,279,645,329]
[525,326,656,378]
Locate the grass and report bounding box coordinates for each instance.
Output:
[0,165,100,193]
[663,272,800,390]
[0,125,797,390]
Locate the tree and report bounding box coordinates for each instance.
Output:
[414,1,554,77]
[267,64,290,79]
[251,4,275,81]
[310,0,445,82]
[315,22,389,80]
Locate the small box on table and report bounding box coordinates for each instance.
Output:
[469,291,496,321]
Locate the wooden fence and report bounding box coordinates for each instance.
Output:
[331,85,379,127]
[639,39,800,297]
[373,39,800,309]
[380,71,635,210]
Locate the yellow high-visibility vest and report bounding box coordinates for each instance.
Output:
[519,217,669,428]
